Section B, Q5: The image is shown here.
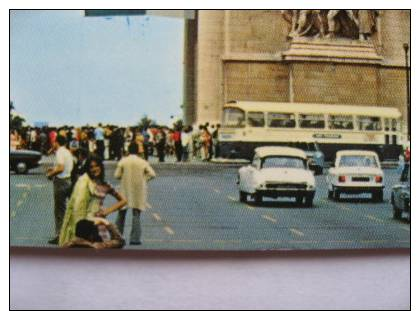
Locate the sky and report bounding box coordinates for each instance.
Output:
[10,10,184,127]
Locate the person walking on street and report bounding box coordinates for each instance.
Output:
[155,127,166,162]
[95,123,105,160]
[46,135,74,244]
[114,142,156,245]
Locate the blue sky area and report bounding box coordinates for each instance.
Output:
[10,10,184,127]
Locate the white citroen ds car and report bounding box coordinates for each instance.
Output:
[327,150,384,202]
[237,146,316,206]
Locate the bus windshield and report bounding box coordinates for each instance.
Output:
[222,108,245,128]
[262,156,306,169]
[338,155,378,168]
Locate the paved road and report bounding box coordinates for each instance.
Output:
[10,159,410,250]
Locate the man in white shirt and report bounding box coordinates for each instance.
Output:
[114,142,156,245]
[46,135,74,244]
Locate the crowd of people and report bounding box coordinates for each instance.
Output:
[10,122,222,162]
[46,135,156,249]
[14,121,221,249]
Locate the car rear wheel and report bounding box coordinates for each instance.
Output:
[239,191,247,203]
[296,196,303,205]
[254,192,262,204]
[333,188,340,201]
[372,190,383,203]
[393,208,402,220]
[305,194,314,207]
[15,162,28,174]
[328,190,333,199]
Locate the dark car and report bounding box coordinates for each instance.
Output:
[10,149,42,174]
[391,166,410,222]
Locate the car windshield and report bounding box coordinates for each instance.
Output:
[338,155,378,167]
[262,156,306,169]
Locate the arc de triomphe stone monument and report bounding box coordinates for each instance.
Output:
[183,10,410,136]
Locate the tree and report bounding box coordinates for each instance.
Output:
[138,115,153,129]
[11,115,26,130]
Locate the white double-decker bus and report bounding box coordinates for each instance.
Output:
[219,101,403,161]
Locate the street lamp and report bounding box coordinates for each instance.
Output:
[403,43,410,141]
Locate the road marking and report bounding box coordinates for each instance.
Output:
[152,213,162,221]
[34,184,47,188]
[262,215,277,223]
[213,188,221,193]
[227,196,236,201]
[16,200,23,207]
[290,228,304,237]
[365,215,384,223]
[228,195,256,210]
[361,240,389,243]
[400,226,410,232]
[164,226,175,235]
[15,184,31,188]
[11,211,16,218]
[289,240,318,244]
[339,206,353,211]
[214,240,241,244]
[327,240,354,243]
[22,192,28,199]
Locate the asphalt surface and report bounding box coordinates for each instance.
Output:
[10,156,410,250]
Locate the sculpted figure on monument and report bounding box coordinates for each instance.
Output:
[358,10,379,41]
[282,10,327,38]
[282,9,378,41]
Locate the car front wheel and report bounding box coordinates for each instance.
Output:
[239,191,247,203]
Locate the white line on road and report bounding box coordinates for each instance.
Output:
[262,215,277,223]
[164,226,175,235]
[11,211,16,218]
[228,195,255,210]
[152,213,162,221]
[290,228,304,237]
[15,184,31,188]
[339,206,353,211]
[16,200,23,207]
[213,188,221,193]
[365,215,384,223]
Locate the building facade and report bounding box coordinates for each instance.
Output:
[183,10,410,136]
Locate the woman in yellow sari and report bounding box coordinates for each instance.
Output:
[59,155,127,247]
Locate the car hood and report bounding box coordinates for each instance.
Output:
[10,149,42,157]
[331,167,383,176]
[257,168,314,184]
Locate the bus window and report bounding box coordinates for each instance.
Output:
[299,114,325,129]
[391,119,398,131]
[384,118,390,131]
[328,115,354,130]
[222,108,245,128]
[247,112,265,127]
[267,112,296,128]
[357,116,382,131]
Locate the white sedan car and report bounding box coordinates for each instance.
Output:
[327,150,384,202]
[237,147,316,206]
